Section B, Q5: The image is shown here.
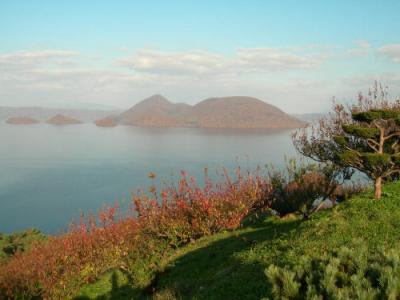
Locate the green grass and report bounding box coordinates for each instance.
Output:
[76,181,400,300]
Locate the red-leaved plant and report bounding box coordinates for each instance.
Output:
[0,168,270,299]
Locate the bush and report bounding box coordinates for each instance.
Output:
[265,159,348,217]
[266,241,400,299]
[134,169,269,248]
[0,216,140,299]
[0,168,270,299]
[0,228,45,260]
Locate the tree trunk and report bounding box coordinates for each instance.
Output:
[374,177,382,200]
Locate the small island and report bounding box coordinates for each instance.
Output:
[94,116,118,127]
[6,117,40,125]
[46,114,83,125]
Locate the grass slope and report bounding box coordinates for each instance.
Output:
[76,181,400,300]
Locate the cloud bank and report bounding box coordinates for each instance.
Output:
[0,44,399,113]
[378,44,400,63]
[117,47,325,76]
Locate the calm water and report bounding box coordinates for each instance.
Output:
[0,124,296,233]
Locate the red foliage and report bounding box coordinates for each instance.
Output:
[133,169,268,246]
[0,168,269,299]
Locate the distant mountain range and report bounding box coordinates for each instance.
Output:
[2,95,315,129]
[98,95,306,129]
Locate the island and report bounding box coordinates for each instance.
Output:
[94,116,118,127]
[6,117,40,125]
[46,114,83,125]
[95,94,306,129]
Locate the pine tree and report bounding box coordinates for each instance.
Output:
[333,109,400,199]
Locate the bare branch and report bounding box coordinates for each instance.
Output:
[391,140,399,153]
[367,139,379,152]
[384,131,400,141]
[383,169,400,178]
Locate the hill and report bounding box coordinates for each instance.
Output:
[118,95,191,127]
[111,95,305,129]
[94,115,118,127]
[46,114,83,125]
[5,117,40,125]
[188,96,305,128]
[77,181,400,299]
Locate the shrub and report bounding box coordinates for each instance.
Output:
[266,241,400,299]
[133,169,269,248]
[265,159,348,217]
[0,228,45,261]
[0,215,140,299]
[0,168,270,299]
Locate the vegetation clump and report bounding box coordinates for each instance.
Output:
[266,243,400,300]
[293,82,400,199]
[334,108,400,199]
[0,229,45,260]
[265,158,362,217]
[0,169,269,299]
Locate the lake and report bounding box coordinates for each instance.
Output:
[0,124,297,233]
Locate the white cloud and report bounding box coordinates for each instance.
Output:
[117,49,230,75]
[236,48,324,71]
[377,44,400,63]
[347,40,371,57]
[0,49,159,108]
[3,46,398,113]
[117,47,325,76]
[0,50,80,70]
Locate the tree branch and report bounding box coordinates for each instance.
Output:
[372,119,384,131]
[384,131,400,141]
[366,139,379,152]
[383,169,400,178]
[367,138,380,147]
[391,140,399,153]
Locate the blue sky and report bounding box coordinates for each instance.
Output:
[0,0,399,112]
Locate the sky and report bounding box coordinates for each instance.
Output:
[0,0,399,113]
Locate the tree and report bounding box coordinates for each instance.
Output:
[334,109,400,199]
[293,82,400,199]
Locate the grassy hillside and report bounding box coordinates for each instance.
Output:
[76,181,400,300]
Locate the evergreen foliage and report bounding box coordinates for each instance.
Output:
[266,242,400,300]
[334,108,400,199]
[293,83,400,199]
